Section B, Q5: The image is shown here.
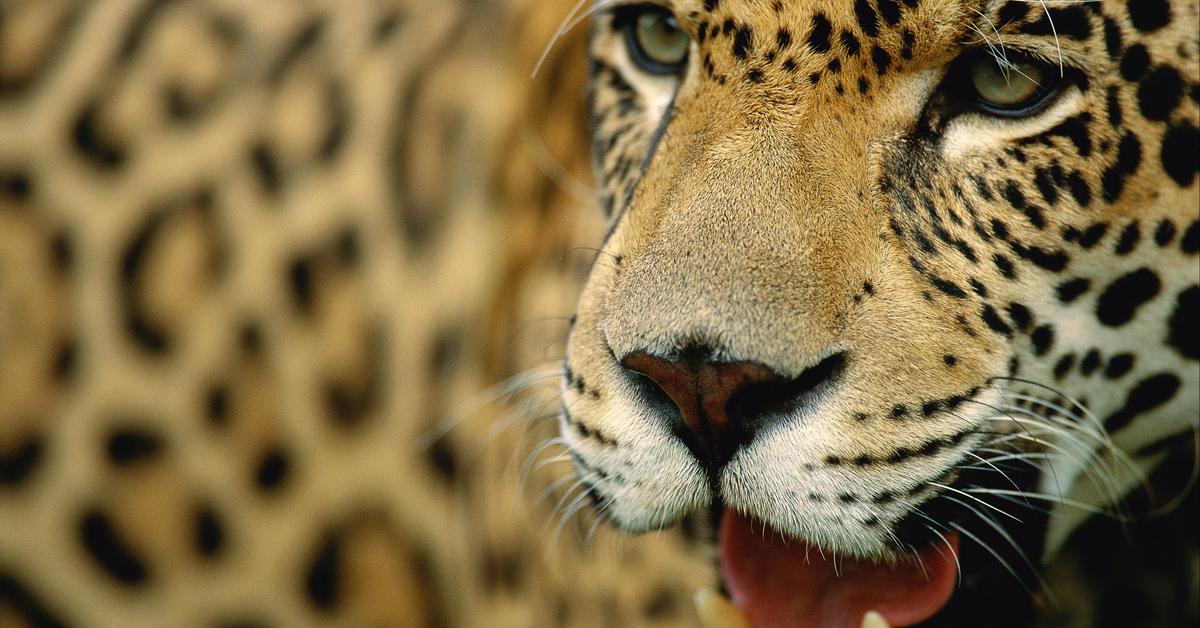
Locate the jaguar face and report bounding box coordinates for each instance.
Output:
[560,0,1199,625]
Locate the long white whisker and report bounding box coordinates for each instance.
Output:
[928,481,1022,523]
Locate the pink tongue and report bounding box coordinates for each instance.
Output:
[719,509,959,628]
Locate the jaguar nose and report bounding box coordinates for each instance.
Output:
[622,348,845,470]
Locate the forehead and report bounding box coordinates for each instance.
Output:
[660,0,1084,57]
[669,0,982,31]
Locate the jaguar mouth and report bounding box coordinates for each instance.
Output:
[699,507,959,628]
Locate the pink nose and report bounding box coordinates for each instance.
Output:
[622,352,780,433]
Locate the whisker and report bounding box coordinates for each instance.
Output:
[420,364,561,447]
[963,487,1114,518]
[943,495,1057,605]
[928,481,1022,523]
[950,522,1036,596]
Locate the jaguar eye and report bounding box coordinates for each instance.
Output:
[968,52,1061,117]
[624,7,689,74]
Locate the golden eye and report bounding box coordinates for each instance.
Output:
[968,53,1059,116]
[626,8,689,73]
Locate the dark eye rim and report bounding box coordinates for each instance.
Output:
[616,5,689,76]
[966,51,1067,119]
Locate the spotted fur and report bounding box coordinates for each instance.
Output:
[0,1,717,626]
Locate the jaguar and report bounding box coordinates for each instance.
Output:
[560,0,1199,625]
[0,0,1196,627]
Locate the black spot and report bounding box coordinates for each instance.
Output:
[1080,349,1102,376]
[1038,114,1092,157]
[929,275,967,298]
[195,503,226,558]
[1119,45,1150,82]
[969,278,988,297]
[372,10,405,43]
[71,103,127,169]
[807,14,832,52]
[1101,133,1141,203]
[1161,121,1199,187]
[1104,373,1181,431]
[52,337,78,382]
[106,428,164,465]
[1033,168,1059,207]
[776,28,792,50]
[1106,85,1123,128]
[304,532,342,611]
[1053,353,1076,379]
[840,30,861,56]
[0,436,44,486]
[1020,6,1091,39]
[1096,268,1161,327]
[1011,242,1069,272]
[250,143,282,194]
[269,17,325,83]
[992,253,1016,279]
[1104,353,1135,379]
[1183,221,1200,254]
[51,230,74,273]
[0,572,68,628]
[1114,221,1140,255]
[1057,278,1091,303]
[0,169,33,200]
[892,404,909,419]
[1167,286,1199,359]
[746,69,764,83]
[998,3,1030,25]
[254,447,290,492]
[981,304,1013,337]
[854,0,880,37]
[1138,65,1183,121]
[870,46,891,75]
[1154,219,1177,246]
[1007,302,1032,331]
[878,0,902,25]
[732,27,753,59]
[857,76,870,94]
[334,227,361,266]
[120,212,171,353]
[80,509,149,585]
[1103,17,1123,58]
[943,355,958,366]
[288,255,316,314]
[900,30,915,60]
[1078,222,1108,248]
[1126,0,1170,32]
[1031,325,1054,356]
[427,437,459,482]
[240,321,264,353]
[205,384,230,427]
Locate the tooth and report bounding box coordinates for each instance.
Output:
[861,611,891,628]
[694,587,751,628]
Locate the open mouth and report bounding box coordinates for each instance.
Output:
[708,508,960,628]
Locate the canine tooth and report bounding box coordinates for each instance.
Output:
[861,611,891,628]
[694,586,750,628]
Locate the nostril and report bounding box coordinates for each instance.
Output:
[627,369,681,419]
[724,351,846,428]
[620,348,847,470]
